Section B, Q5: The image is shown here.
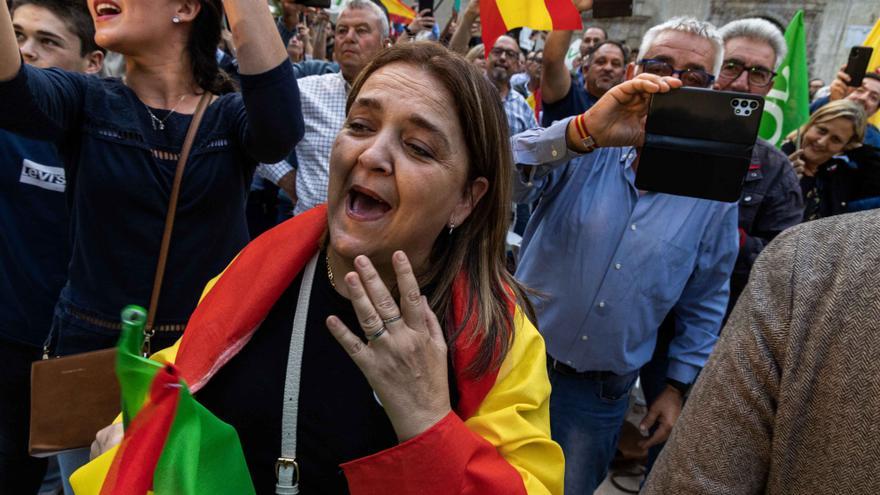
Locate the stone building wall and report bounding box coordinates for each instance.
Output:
[580,0,879,83]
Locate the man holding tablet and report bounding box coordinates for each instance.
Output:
[512,15,738,494]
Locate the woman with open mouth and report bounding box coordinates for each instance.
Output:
[74,43,564,495]
[0,0,303,487]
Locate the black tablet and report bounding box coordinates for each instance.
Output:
[635,87,764,202]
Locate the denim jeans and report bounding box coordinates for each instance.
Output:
[548,362,639,494]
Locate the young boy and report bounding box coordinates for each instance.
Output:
[0,1,103,493]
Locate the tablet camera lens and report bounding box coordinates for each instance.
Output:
[740,100,749,108]
[731,99,739,108]
[749,101,758,109]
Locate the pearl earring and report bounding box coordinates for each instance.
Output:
[172,16,181,24]
[448,222,456,235]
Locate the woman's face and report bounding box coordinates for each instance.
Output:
[801,117,856,165]
[287,36,304,62]
[473,57,487,74]
[327,62,488,271]
[89,0,197,53]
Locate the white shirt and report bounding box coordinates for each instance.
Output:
[293,72,349,215]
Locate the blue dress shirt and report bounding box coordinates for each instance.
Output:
[512,118,739,384]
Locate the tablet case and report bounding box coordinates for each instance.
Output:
[635,87,764,202]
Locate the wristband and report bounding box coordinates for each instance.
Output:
[573,113,598,153]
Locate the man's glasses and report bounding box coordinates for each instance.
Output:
[490,47,520,59]
[637,59,715,88]
[718,60,777,88]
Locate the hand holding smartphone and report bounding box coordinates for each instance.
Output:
[418,0,433,16]
[635,87,764,202]
[845,46,874,87]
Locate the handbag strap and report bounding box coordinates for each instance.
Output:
[276,253,318,495]
[144,92,212,352]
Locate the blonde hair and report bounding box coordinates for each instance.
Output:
[465,44,485,64]
[787,99,867,150]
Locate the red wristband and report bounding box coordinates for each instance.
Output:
[574,114,597,152]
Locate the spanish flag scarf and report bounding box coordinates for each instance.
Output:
[77,205,506,494]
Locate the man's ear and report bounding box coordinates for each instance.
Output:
[83,50,105,75]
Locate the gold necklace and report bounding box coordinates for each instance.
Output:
[326,253,336,289]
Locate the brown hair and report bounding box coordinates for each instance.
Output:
[346,42,534,378]
[186,0,236,94]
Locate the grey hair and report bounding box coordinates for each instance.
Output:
[719,18,787,70]
[638,17,724,76]
[345,0,391,38]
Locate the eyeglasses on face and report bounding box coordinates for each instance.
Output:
[719,60,776,87]
[637,58,715,88]
[490,47,520,59]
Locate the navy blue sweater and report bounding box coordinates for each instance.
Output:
[0,131,68,347]
[0,61,304,326]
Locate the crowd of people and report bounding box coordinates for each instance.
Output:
[1,0,879,494]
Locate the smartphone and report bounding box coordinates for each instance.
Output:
[294,0,331,8]
[845,46,874,87]
[635,87,764,202]
[593,0,633,18]
[418,0,434,15]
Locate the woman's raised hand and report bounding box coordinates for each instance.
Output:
[788,148,811,178]
[326,252,451,442]
[408,10,437,35]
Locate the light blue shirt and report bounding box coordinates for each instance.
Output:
[512,118,738,383]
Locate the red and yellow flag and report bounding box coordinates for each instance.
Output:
[71,312,255,494]
[480,0,582,54]
[381,0,416,24]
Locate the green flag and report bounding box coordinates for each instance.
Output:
[759,10,810,146]
[71,306,255,495]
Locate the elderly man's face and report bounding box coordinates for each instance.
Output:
[635,30,718,88]
[335,7,386,82]
[714,36,777,96]
[580,27,606,57]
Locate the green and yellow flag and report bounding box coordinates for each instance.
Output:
[863,17,880,129]
[71,307,255,495]
[759,10,810,147]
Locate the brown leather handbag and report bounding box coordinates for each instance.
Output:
[28,93,212,456]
